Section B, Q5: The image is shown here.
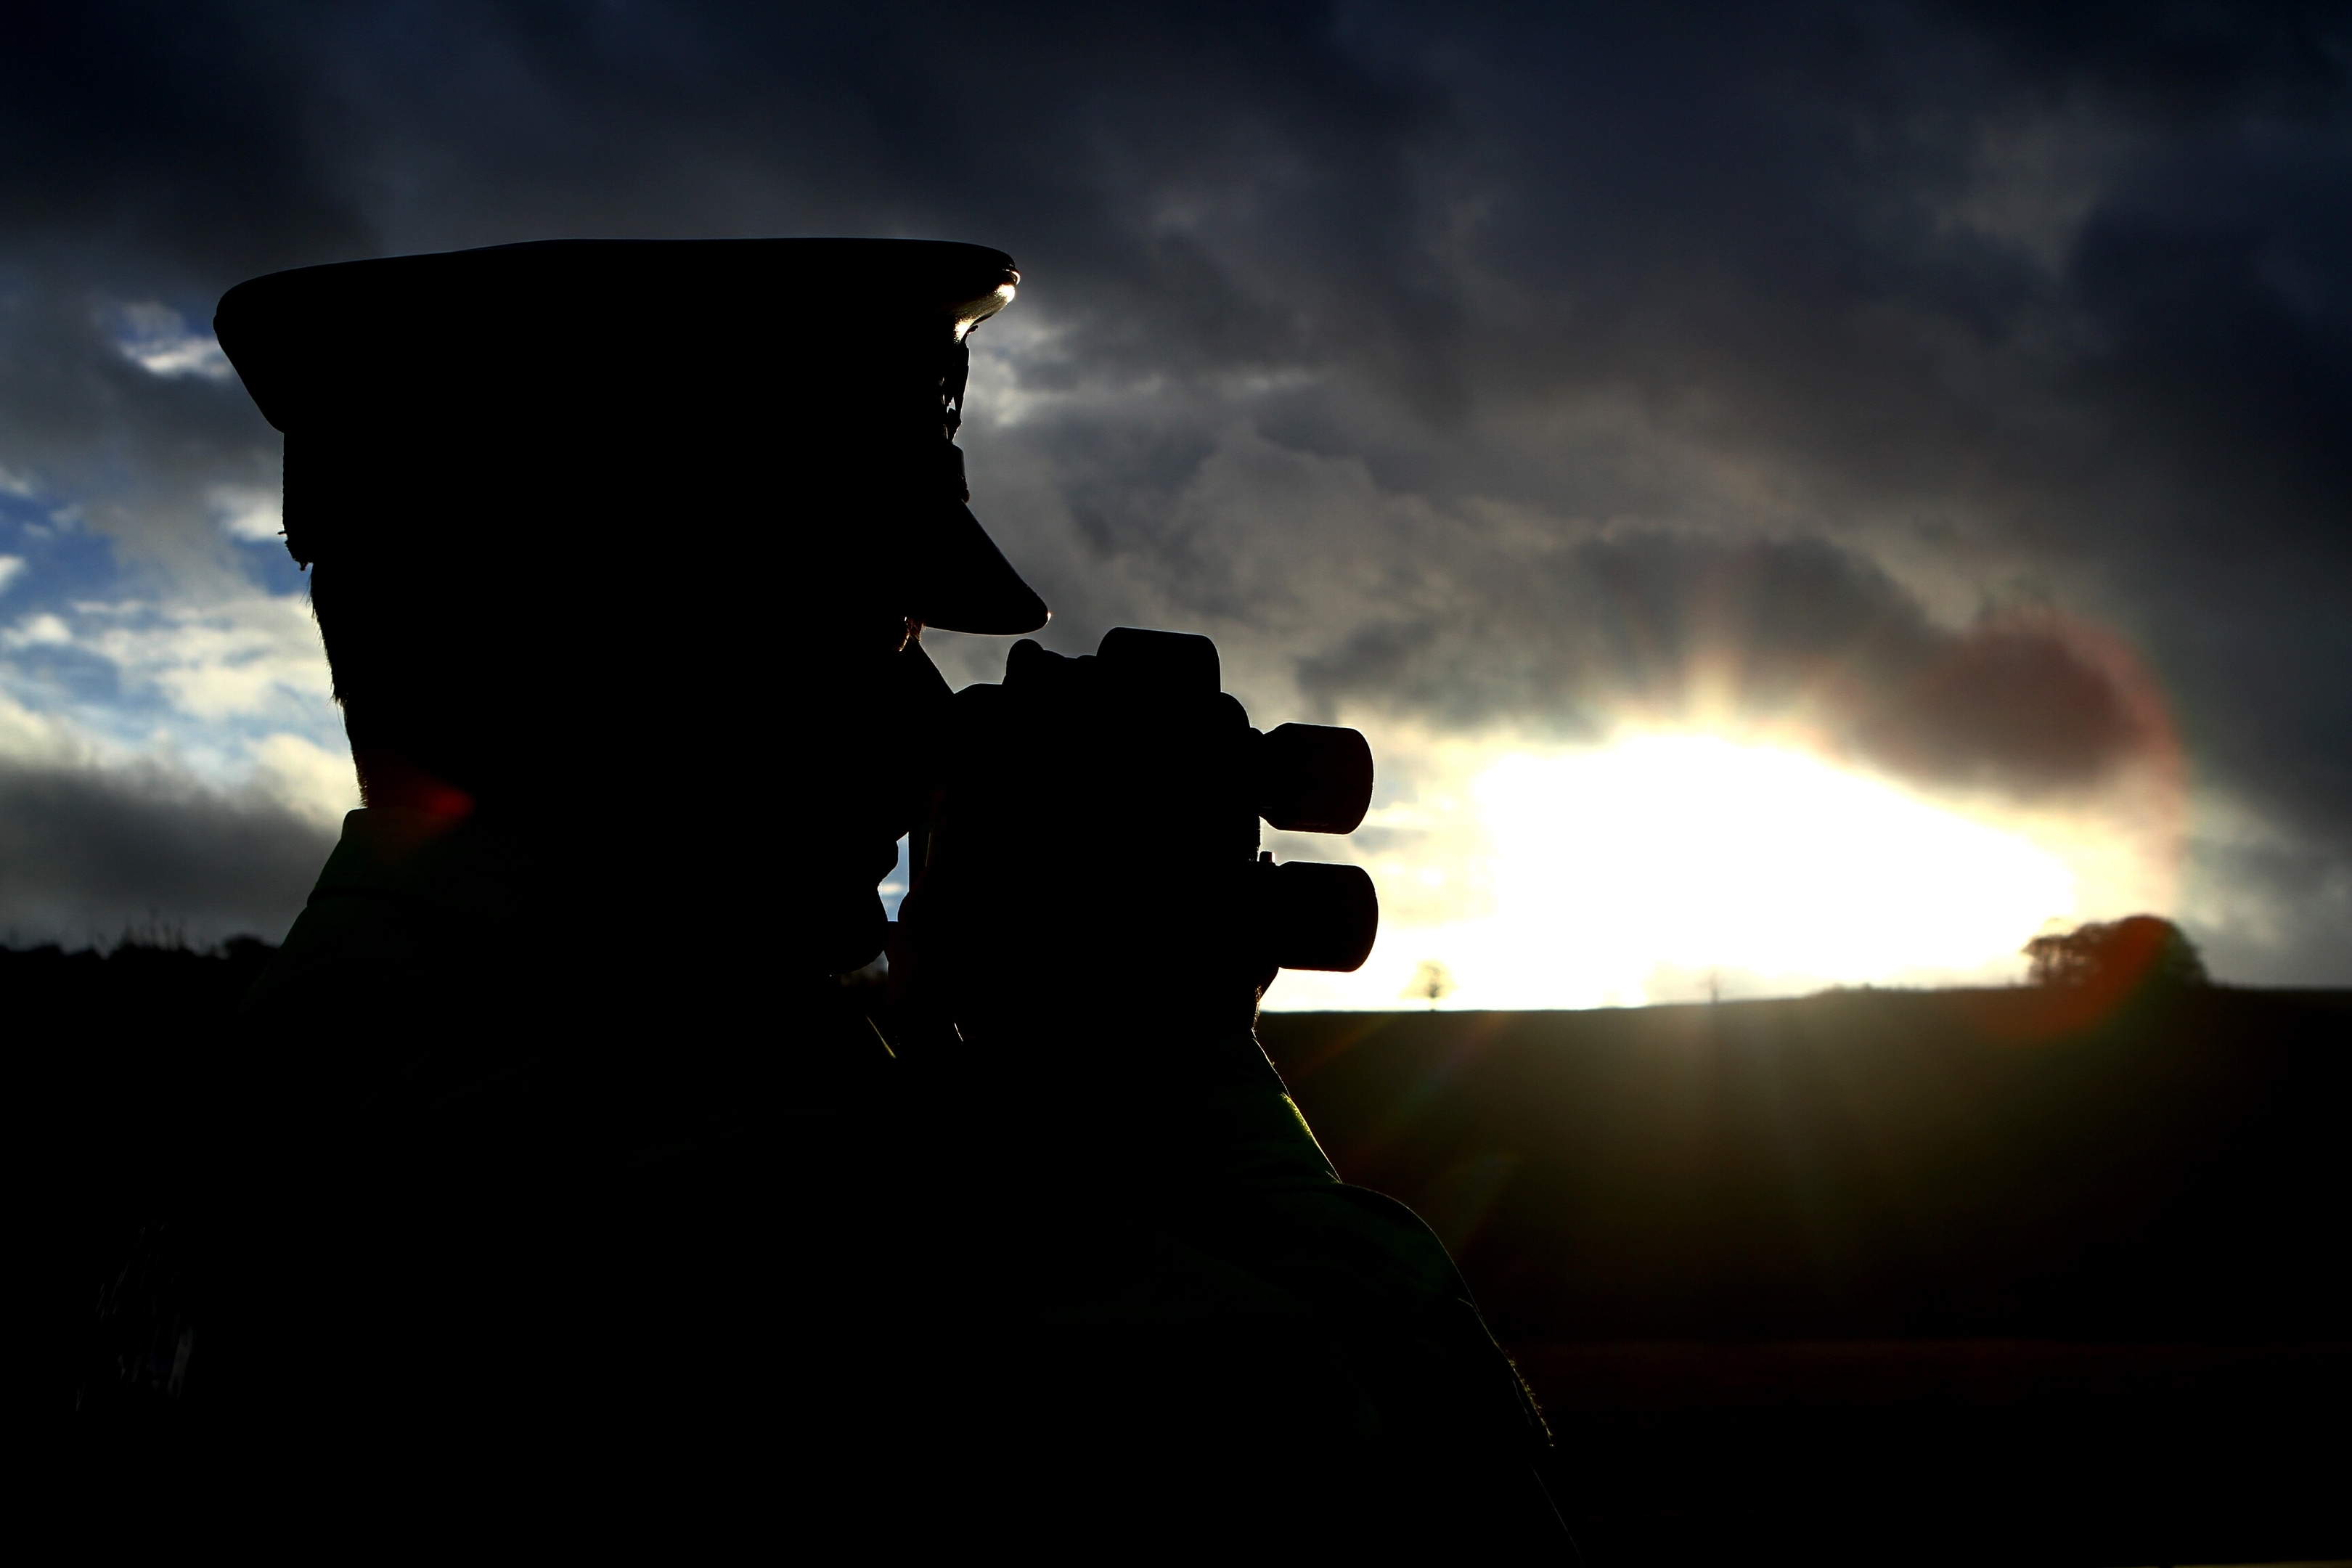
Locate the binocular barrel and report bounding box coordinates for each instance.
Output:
[1254,859,1380,972]
[994,626,1383,973]
[1255,723,1374,835]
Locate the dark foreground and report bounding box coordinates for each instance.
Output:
[23,946,2348,1561]
[1259,989,2352,1565]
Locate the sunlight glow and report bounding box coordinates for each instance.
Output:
[1269,733,2081,1010]
[1473,735,2074,1003]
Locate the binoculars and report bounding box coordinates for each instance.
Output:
[934,626,1381,973]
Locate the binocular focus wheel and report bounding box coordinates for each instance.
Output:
[1098,626,1222,693]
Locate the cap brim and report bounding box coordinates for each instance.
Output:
[906,503,1050,634]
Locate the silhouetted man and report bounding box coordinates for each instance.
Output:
[205,240,1563,1550]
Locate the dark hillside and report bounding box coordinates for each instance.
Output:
[14,939,278,1224]
[1260,989,2351,1564]
[1259,987,2350,1341]
[28,950,2348,1559]
[16,941,277,1429]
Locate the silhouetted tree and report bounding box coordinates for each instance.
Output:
[1403,960,1455,1008]
[2025,915,2208,990]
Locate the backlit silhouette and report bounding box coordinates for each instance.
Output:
[71,238,1575,1548]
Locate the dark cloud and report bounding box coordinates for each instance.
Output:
[0,1,2345,971]
[4,7,354,266]
[1294,531,2153,795]
[0,756,332,945]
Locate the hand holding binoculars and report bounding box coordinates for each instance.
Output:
[909,626,1381,989]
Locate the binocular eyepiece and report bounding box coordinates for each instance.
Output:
[973,626,1381,973]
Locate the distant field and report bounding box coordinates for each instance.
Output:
[1259,987,2350,1339]
[23,949,2347,1561]
[1259,989,2351,1563]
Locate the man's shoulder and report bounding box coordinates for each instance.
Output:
[242,808,552,1019]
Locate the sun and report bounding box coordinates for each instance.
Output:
[1267,732,2080,1010]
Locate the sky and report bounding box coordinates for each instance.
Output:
[1,1,2346,1003]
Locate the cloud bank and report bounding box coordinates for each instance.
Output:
[0,751,336,946]
[0,1,2345,977]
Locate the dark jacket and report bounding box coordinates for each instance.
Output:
[205,806,1564,1551]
